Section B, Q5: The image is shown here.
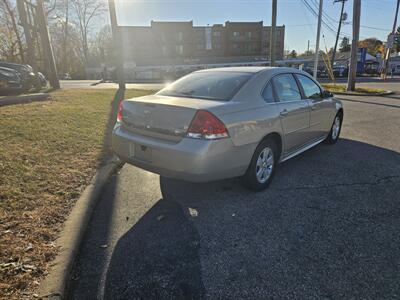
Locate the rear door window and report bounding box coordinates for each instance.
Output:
[296,74,322,99]
[272,74,302,102]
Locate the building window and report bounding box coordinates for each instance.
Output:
[246,32,252,38]
[162,46,168,57]
[176,45,184,55]
[232,43,238,49]
[233,31,240,37]
[177,32,183,42]
[214,44,221,49]
[213,31,221,37]
[244,43,256,52]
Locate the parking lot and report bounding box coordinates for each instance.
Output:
[68,86,400,299]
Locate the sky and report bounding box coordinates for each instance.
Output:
[112,0,398,53]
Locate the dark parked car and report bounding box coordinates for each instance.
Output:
[303,67,325,78]
[0,62,41,91]
[38,72,47,87]
[60,72,72,80]
[0,67,22,94]
[333,65,348,78]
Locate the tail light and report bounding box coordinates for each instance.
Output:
[187,110,229,140]
[116,101,124,122]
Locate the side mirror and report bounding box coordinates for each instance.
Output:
[322,90,333,98]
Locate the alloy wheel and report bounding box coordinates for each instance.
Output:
[332,116,341,140]
[255,147,274,183]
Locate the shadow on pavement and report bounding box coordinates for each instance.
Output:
[104,197,205,299]
[73,138,400,299]
[68,88,125,299]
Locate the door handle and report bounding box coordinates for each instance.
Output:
[311,105,317,110]
[280,109,288,116]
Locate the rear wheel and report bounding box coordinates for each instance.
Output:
[243,138,278,191]
[325,112,342,144]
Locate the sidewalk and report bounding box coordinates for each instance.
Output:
[0,93,50,107]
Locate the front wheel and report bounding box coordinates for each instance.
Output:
[243,138,278,191]
[325,113,342,144]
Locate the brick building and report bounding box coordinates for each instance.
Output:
[120,21,285,66]
[86,21,285,80]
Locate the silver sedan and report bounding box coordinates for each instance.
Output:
[112,67,343,191]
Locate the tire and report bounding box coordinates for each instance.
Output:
[325,112,342,144]
[243,138,278,191]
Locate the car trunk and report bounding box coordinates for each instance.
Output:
[121,95,226,143]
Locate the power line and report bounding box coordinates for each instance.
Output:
[311,0,340,25]
[307,0,352,38]
[360,25,391,31]
[301,0,333,32]
[301,0,348,39]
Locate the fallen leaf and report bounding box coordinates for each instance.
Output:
[157,214,164,221]
[188,207,198,217]
[25,243,33,252]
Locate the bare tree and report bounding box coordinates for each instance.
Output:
[91,25,113,64]
[62,0,69,74]
[0,0,24,62]
[70,0,106,63]
[45,0,71,74]
[49,18,85,77]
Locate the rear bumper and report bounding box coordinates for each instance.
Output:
[112,125,253,182]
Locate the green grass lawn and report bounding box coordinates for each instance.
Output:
[0,88,152,298]
[321,84,386,94]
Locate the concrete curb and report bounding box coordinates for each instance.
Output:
[90,80,103,86]
[38,157,124,300]
[332,90,394,97]
[0,93,50,107]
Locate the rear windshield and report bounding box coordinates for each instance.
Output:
[157,71,252,101]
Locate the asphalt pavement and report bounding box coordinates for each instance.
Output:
[68,83,400,299]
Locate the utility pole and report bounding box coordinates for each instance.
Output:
[270,0,277,66]
[36,0,60,89]
[347,0,361,91]
[108,0,125,89]
[331,0,347,68]
[307,40,310,54]
[17,0,37,71]
[383,0,400,79]
[313,0,323,79]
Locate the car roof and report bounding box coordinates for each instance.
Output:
[0,62,29,69]
[0,66,19,73]
[194,66,309,76]
[195,66,275,74]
